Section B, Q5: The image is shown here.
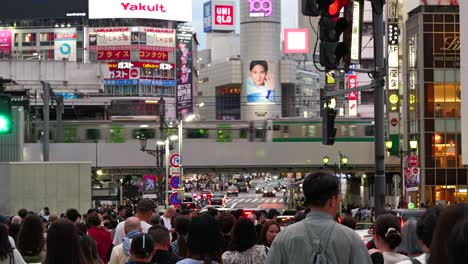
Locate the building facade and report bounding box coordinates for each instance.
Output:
[405,5,464,205]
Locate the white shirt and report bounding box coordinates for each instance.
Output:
[161,215,173,240]
[108,242,130,264]
[0,249,26,264]
[396,253,427,264]
[112,220,151,245]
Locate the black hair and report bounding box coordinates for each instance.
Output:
[66,208,81,223]
[228,217,257,252]
[303,172,340,207]
[267,209,280,220]
[416,205,443,248]
[44,219,87,264]
[207,207,219,218]
[149,214,161,226]
[79,235,102,264]
[231,209,243,220]
[293,211,307,223]
[374,214,402,250]
[173,215,190,258]
[17,214,45,258]
[429,203,468,264]
[218,213,236,234]
[0,224,13,261]
[86,212,101,227]
[18,208,28,219]
[448,217,468,264]
[249,60,268,72]
[341,215,357,230]
[187,214,223,264]
[148,225,170,246]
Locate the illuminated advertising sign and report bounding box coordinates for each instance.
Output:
[204,1,236,32]
[145,28,175,48]
[421,0,458,5]
[91,27,131,46]
[203,1,213,32]
[348,73,357,116]
[245,60,277,104]
[284,28,309,54]
[350,0,363,63]
[176,25,193,117]
[248,0,272,17]
[54,29,77,61]
[89,0,192,22]
[98,50,131,61]
[0,30,12,54]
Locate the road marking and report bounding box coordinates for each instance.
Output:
[230,202,238,209]
[265,199,271,203]
[252,198,258,202]
[278,199,283,203]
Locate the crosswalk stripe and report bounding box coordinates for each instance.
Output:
[252,198,258,202]
[265,199,271,203]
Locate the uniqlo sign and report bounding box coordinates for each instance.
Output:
[214,5,234,25]
[348,74,357,100]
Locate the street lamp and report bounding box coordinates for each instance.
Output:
[323,156,330,166]
[385,138,419,208]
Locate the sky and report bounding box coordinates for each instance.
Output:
[191,0,298,50]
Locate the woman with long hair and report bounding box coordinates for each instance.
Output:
[171,215,190,258]
[259,221,280,248]
[0,224,26,264]
[80,235,103,264]
[429,203,468,264]
[16,214,46,263]
[177,214,223,264]
[370,214,408,264]
[43,219,87,264]
[222,217,267,264]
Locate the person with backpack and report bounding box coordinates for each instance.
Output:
[266,172,372,264]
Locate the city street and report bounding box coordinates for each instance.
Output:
[224,191,286,209]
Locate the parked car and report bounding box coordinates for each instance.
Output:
[226,186,239,197]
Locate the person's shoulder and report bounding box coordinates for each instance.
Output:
[141,221,152,230]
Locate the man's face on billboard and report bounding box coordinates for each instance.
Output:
[250,64,266,86]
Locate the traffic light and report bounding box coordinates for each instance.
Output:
[322,107,337,145]
[319,0,350,70]
[0,94,13,134]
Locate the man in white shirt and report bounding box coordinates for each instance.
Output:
[109,217,142,264]
[160,206,176,240]
[113,198,156,245]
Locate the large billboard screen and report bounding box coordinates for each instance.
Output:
[245,60,277,104]
[176,25,193,117]
[0,0,87,19]
[89,0,192,22]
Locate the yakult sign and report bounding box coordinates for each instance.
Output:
[89,0,192,22]
[203,0,235,32]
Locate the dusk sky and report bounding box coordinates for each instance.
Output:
[191,0,299,49]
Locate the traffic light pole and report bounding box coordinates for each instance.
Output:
[372,0,386,216]
[41,82,50,162]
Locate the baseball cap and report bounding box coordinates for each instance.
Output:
[137,198,157,212]
[131,234,155,258]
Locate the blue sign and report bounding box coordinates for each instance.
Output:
[169,192,180,206]
[170,176,180,189]
[60,43,71,55]
[104,79,139,85]
[140,79,177,87]
[55,92,77,100]
[203,1,212,32]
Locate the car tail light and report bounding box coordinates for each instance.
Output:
[400,218,404,228]
[243,211,254,218]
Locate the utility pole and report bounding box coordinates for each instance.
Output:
[41,82,50,161]
[372,0,386,216]
[55,95,64,142]
[158,97,166,207]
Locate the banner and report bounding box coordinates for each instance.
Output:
[245,60,277,104]
[175,25,193,117]
[54,29,77,61]
[92,28,131,46]
[0,29,12,54]
[145,28,176,47]
[97,50,131,61]
[348,72,357,116]
[89,0,192,22]
[139,50,169,61]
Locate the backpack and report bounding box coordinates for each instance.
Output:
[303,221,336,264]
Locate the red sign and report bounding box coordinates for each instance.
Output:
[108,61,175,69]
[129,68,139,79]
[408,155,419,167]
[109,69,129,79]
[139,50,169,61]
[94,27,129,32]
[97,50,130,61]
[214,5,234,25]
[390,118,398,126]
[348,73,357,100]
[170,154,180,168]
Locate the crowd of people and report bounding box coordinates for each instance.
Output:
[0,172,467,264]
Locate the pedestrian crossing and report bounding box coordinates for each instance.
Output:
[226,197,284,204]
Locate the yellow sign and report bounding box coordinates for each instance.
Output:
[389,94,399,104]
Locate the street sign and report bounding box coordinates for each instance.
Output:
[170,176,180,189]
[170,154,180,168]
[408,155,419,167]
[170,167,180,175]
[169,192,180,206]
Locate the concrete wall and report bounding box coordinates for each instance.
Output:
[0,60,108,93]
[0,162,92,216]
[21,141,399,168]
